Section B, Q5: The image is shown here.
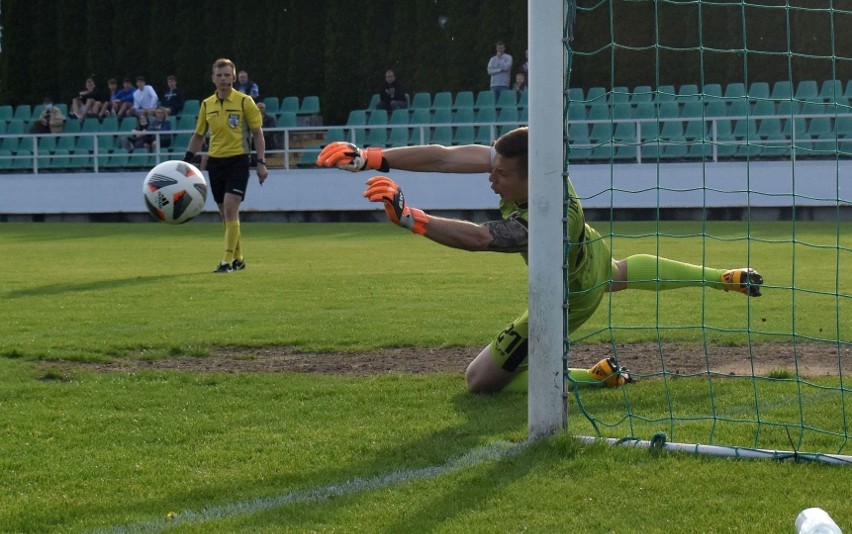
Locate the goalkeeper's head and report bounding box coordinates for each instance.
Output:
[494,127,529,181]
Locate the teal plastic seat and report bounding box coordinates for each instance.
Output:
[474,90,495,110]
[518,90,528,109]
[0,149,13,170]
[364,126,387,147]
[723,82,746,101]
[409,108,431,125]
[630,85,654,105]
[278,111,297,128]
[474,106,496,124]
[13,104,32,122]
[280,96,300,114]
[770,81,793,101]
[263,97,280,115]
[474,125,496,145]
[676,84,699,102]
[496,90,518,111]
[747,82,770,101]
[795,80,819,101]
[585,86,606,104]
[820,80,844,101]
[452,125,475,145]
[702,84,723,99]
[432,108,452,125]
[568,87,584,102]
[609,86,630,105]
[567,102,586,121]
[655,85,676,103]
[368,109,388,125]
[386,125,411,147]
[180,100,200,118]
[346,109,367,126]
[806,117,833,137]
[453,91,474,111]
[0,105,12,122]
[752,100,775,117]
[454,108,474,124]
[429,126,452,146]
[432,91,453,111]
[12,149,33,171]
[410,92,431,111]
[298,96,320,115]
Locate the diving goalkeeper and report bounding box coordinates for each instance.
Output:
[316,127,763,393]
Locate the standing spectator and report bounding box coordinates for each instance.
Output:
[377,69,408,113]
[132,76,159,117]
[513,71,528,94]
[149,107,173,152]
[256,101,278,151]
[519,49,529,78]
[29,97,66,134]
[122,113,153,152]
[161,75,186,117]
[183,58,267,273]
[234,70,259,98]
[71,77,108,119]
[487,41,513,98]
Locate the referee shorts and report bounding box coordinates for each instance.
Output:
[207,154,250,203]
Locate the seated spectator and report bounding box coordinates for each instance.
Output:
[71,77,108,119]
[148,107,173,151]
[131,76,159,117]
[234,70,260,98]
[97,78,120,119]
[377,69,408,113]
[161,75,186,117]
[122,113,153,152]
[256,101,278,150]
[104,78,136,119]
[30,97,66,134]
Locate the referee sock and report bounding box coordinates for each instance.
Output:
[626,254,725,291]
[223,220,240,264]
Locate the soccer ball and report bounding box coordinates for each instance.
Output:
[143,160,208,224]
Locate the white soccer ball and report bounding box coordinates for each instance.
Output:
[142,160,208,224]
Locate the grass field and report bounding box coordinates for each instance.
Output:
[1,221,850,532]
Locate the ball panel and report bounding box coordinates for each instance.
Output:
[142,160,208,224]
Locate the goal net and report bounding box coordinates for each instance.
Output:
[528,0,851,463]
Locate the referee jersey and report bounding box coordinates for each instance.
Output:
[194,89,262,158]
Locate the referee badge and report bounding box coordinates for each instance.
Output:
[228,114,240,128]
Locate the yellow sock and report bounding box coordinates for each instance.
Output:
[626,254,725,291]
[234,237,243,262]
[223,220,240,264]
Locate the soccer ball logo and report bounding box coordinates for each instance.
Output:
[142,160,208,224]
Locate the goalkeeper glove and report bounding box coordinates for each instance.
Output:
[363,176,429,235]
[316,142,389,172]
[587,357,634,388]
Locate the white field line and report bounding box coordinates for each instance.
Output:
[95,439,532,533]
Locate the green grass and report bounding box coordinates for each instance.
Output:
[1,221,850,532]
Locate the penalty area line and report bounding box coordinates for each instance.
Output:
[95,439,531,533]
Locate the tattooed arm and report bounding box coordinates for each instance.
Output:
[417,212,528,253]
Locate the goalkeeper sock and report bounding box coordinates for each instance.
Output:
[502,367,619,392]
[223,220,240,264]
[626,254,725,291]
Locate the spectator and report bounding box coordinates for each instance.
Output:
[71,77,108,119]
[487,41,513,98]
[97,78,120,119]
[149,107,173,152]
[122,113,153,152]
[513,71,528,94]
[519,49,529,78]
[256,101,278,151]
[234,70,259,98]
[108,78,136,119]
[132,76,159,117]
[29,97,66,134]
[377,69,408,113]
[161,75,186,117]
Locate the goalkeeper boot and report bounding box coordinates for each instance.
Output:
[213,261,233,273]
[232,258,246,271]
[721,268,763,296]
[587,357,634,388]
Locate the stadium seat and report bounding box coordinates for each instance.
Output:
[732,117,758,139]
[800,98,826,116]
[386,124,411,147]
[727,100,750,118]
[280,96,300,114]
[655,85,676,103]
[263,97,280,115]
[747,82,770,101]
[806,117,833,138]
[568,87,584,102]
[0,105,12,123]
[368,109,388,125]
[431,91,453,111]
[496,90,518,111]
[752,100,775,117]
[366,94,380,111]
[567,101,586,121]
[180,99,200,119]
[723,82,746,101]
[795,80,819,101]
[12,149,33,171]
[586,102,609,122]
[409,108,431,125]
[770,81,793,101]
[474,90,495,110]
[612,103,633,121]
[432,108,453,125]
[630,85,654,105]
[474,125,496,145]
[13,104,32,122]
[0,149,13,171]
[702,83,723,99]
[453,91,474,111]
[658,102,680,119]
[451,125,476,145]
[55,135,76,152]
[585,86,607,104]
[454,107,474,124]
[683,117,708,141]
[518,90,528,109]
[297,96,320,116]
[346,109,367,126]
[819,80,844,101]
[610,86,630,105]
[63,119,81,134]
[410,92,432,111]
[364,126,387,147]
[680,101,704,119]
[37,136,57,155]
[474,106,496,124]
[176,115,196,131]
[278,111,297,128]
[676,84,699,102]
[835,115,852,138]
[429,125,452,146]
[44,149,71,170]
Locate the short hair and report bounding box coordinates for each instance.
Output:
[136,76,146,82]
[494,127,529,179]
[107,78,117,85]
[167,75,176,82]
[214,58,237,75]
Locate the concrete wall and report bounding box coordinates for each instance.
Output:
[1,160,849,220]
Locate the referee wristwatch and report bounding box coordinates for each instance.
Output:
[256,159,267,166]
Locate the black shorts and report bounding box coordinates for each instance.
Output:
[207,155,250,203]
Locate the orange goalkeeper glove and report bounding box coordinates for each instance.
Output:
[363,176,429,235]
[316,142,389,172]
[587,357,634,388]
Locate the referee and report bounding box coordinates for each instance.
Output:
[184,58,268,273]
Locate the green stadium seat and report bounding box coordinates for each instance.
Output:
[760,133,790,158]
[732,118,758,139]
[297,96,320,116]
[757,117,782,138]
[74,135,94,153]
[280,96,300,114]
[0,105,12,123]
[263,97,280,115]
[297,146,321,168]
[568,87,584,102]
[567,102,585,121]
[0,121,6,136]
[752,100,775,117]
[409,123,429,145]
[659,119,684,142]
[389,109,409,126]
[409,108,431,125]
[806,117,833,137]
[366,94,380,110]
[775,100,798,117]
[410,92,432,111]
[655,85,676,103]
[835,115,852,138]
[781,116,807,139]
[346,109,367,126]
[12,149,33,171]
[820,80,844,101]
[683,117,708,141]
[45,149,71,170]
[181,99,200,118]
[454,107,474,124]
[429,125,452,145]
[800,98,826,116]
[704,100,727,118]
[278,111,297,128]
[723,82,746,101]
[727,100,749,118]
[770,81,793,101]
[0,149,13,171]
[64,119,81,134]
[386,124,411,147]
[474,106,496,124]
[586,102,609,121]
[612,103,633,120]
[702,83,723,99]
[680,101,704,118]
[6,118,24,135]
[497,106,518,124]
[67,148,92,169]
[55,135,76,152]
[658,102,680,119]
[747,82,770,101]
[585,86,607,104]
[13,105,32,122]
[432,108,452,125]
[368,109,388,125]
[610,86,630,105]
[676,84,699,102]
[630,85,654,105]
[474,125,496,145]
[474,90,495,110]
[106,148,131,169]
[453,91,474,111]
[451,125,475,145]
[518,90,528,109]
[795,80,819,101]
[432,91,453,111]
[364,126,387,147]
[1,133,19,153]
[37,136,57,155]
[662,140,689,160]
[589,121,613,144]
[519,107,528,123]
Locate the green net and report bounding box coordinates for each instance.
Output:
[562,0,851,460]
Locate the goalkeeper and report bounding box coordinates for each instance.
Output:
[316,127,763,394]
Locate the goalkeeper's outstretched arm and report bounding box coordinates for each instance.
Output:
[317,142,492,174]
